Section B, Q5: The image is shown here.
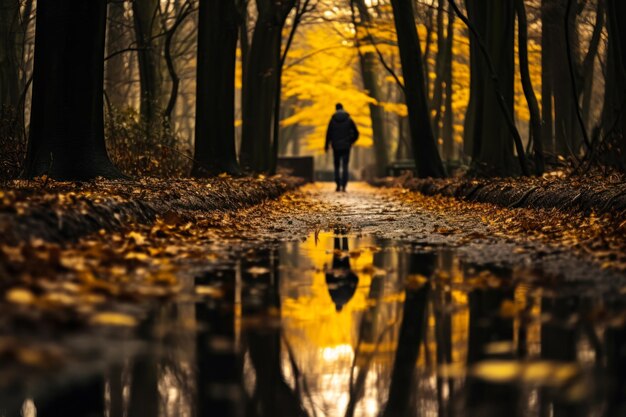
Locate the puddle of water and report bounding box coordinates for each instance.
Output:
[2,231,626,417]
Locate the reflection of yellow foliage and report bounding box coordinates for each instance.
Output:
[281,232,374,349]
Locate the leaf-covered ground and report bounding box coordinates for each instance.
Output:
[375,171,626,216]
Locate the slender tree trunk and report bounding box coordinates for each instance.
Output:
[580,0,604,127]
[516,0,545,175]
[353,0,389,177]
[423,6,434,99]
[442,5,455,161]
[0,0,20,109]
[462,0,484,160]
[431,0,446,147]
[23,0,123,180]
[132,0,162,126]
[390,0,445,178]
[192,0,241,176]
[541,0,555,154]
[106,0,129,108]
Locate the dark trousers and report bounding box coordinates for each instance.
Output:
[333,148,350,187]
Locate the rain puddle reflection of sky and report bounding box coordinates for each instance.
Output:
[3,231,626,417]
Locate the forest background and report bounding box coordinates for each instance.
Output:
[0,0,625,182]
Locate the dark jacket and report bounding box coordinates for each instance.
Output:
[325,110,359,151]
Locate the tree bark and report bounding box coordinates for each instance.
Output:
[580,0,604,127]
[457,0,527,176]
[431,0,446,147]
[132,0,162,126]
[442,3,455,161]
[239,0,294,173]
[604,0,626,166]
[390,0,446,178]
[23,0,123,180]
[192,0,241,176]
[541,0,555,154]
[0,0,20,109]
[106,0,130,108]
[544,0,579,155]
[353,0,390,177]
[516,0,545,175]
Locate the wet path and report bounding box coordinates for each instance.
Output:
[2,183,626,417]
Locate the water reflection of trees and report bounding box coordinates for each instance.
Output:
[9,238,626,417]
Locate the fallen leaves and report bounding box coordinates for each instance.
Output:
[5,288,35,305]
[471,360,580,387]
[91,312,138,327]
[387,184,626,272]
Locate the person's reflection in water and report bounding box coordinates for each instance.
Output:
[325,234,359,312]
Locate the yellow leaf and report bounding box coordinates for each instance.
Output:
[91,312,138,327]
[6,288,36,305]
[472,360,521,383]
[127,231,146,246]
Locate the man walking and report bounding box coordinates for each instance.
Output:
[325,103,359,192]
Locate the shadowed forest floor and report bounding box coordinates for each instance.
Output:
[1,182,625,416]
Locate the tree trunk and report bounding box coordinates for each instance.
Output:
[541,0,555,154]
[431,0,446,148]
[106,0,129,108]
[476,0,516,175]
[23,0,123,180]
[604,0,626,166]
[353,0,389,177]
[516,0,545,175]
[132,0,162,126]
[462,0,485,160]
[0,0,20,109]
[390,0,446,178]
[239,0,294,173]
[545,0,579,155]
[464,0,519,176]
[192,0,241,177]
[580,0,604,127]
[442,4,455,161]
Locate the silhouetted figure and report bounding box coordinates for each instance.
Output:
[325,235,359,312]
[325,103,359,192]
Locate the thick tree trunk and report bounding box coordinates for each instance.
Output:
[472,0,519,176]
[192,0,241,177]
[106,0,129,108]
[132,0,162,126]
[545,0,579,155]
[450,0,529,176]
[23,0,122,180]
[604,0,626,166]
[516,0,545,175]
[0,0,20,109]
[390,0,446,178]
[239,0,294,173]
[353,0,389,177]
